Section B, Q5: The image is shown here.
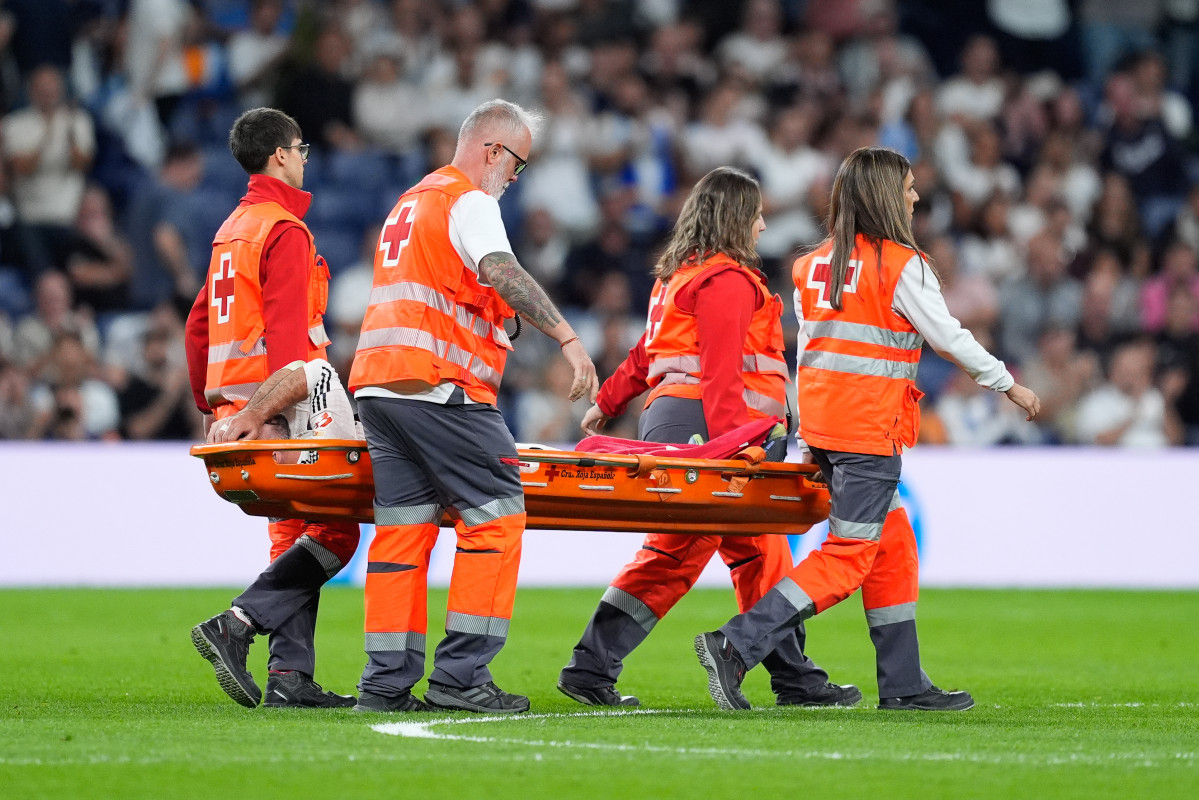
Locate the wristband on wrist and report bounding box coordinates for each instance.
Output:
[559,336,579,348]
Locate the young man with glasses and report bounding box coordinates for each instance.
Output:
[348,99,598,714]
[184,107,362,709]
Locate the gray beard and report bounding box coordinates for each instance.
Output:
[480,166,509,199]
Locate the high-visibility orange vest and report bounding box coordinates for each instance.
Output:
[348,166,515,404]
[644,255,789,420]
[204,202,330,410]
[793,234,925,455]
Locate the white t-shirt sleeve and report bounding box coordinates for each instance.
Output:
[448,190,514,281]
[302,358,358,439]
[892,253,1014,392]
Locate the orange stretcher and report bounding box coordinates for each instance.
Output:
[191,440,830,536]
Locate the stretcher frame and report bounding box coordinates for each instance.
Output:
[192,439,830,536]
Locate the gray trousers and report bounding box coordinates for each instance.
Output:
[721,446,931,698]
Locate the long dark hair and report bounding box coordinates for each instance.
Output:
[823,147,930,309]
[655,167,762,280]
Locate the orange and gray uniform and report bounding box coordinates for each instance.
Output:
[350,166,524,694]
[719,235,1013,698]
[185,177,360,675]
[560,256,834,698]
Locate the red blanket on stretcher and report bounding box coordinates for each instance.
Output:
[575,417,780,460]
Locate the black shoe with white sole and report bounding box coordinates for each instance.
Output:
[353,690,433,713]
[264,671,356,708]
[191,610,261,708]
[777,682,863,707]
[694,631,751,710]
[878,685,975,711]
[557,680,640,707]
[425,681,531,714]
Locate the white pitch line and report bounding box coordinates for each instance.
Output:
[370,709,1197,766]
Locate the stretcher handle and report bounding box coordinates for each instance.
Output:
[190,440,823,477]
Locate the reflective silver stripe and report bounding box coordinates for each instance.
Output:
[649,353,787,380]
[375,503,442,526]
[365,631,426,653]
[367,281,511,348]
[205,381,262,406]
[865,602,917,627]
[747,354,789,374]
[744,389,785,418]
[889,489,902,512]
[800,349,920,381]
[774,576,815,616]
[356,326,502,389]
[445,611,509,638]
[601,586,658,632]
[804,320,923,352]
[655,373,701,387]
[308,322,330,347]
[828,515,884,541]
[647,355,700,381]
[207,338,266,365]
[296,534,344,578]
[458,494,525,527]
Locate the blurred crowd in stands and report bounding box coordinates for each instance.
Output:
[1,0,1199,448]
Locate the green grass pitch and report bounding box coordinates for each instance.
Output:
[1,586,1195,798]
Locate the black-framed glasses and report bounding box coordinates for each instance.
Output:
[282,143,310,163]
[484,142,527,175]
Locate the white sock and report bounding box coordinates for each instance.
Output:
[230,606,254,628]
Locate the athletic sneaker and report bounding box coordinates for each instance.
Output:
[353,690,433,713]
[425,681,530,714]
[191,610,261,708]
[694,631,751,710]
[556,680,640,707]
[264,671,356,709]
[776,682,863,707]
[878,685,975,711]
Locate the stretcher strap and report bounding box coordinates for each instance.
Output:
[726,446,766,493]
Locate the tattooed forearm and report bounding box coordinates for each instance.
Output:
[478,251,563,331]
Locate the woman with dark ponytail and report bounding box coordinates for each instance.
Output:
[696,147,1040,712]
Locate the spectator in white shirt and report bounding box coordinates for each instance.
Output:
[1076,338,1181,446]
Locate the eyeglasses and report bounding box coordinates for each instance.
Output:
[282,143,310,163]
[484,142,527,175]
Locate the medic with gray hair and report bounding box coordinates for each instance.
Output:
[349,99,598,714]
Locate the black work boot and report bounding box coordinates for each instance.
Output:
[878,685,974,711]
[191,610,261,708]
[557,680,639,707]
[264,671,356,708]
[777,682,863,707]
[694,632,750,710]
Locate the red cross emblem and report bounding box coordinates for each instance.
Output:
[544,464,562,482]
[379,200,417,267]
[211,253,236,323]
[645,283,668,344]
[808,256,861,309]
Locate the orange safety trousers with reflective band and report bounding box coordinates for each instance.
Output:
[204,202,330,411]
[611,532,799,621]
[785,505,918,616]
[644,256,789,420]
[349,166,515,404]
[264,518,360,569]
[793,236,925,456]
[363,513,525,639]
